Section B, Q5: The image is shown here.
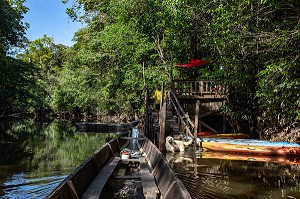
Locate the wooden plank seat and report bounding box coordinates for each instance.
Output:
[139,157,160,199]
[112,175,141,179]
[119,158,140,162]
[81,157,120,199]
[120,137,146,140]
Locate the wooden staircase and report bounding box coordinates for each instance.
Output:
[144,83,200,150]
[152,110,183,140]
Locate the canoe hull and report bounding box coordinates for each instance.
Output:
[75,120,139,132]
[46,129,191,199]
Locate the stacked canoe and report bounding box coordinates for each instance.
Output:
[197,132,250,139]
[200,151,300,165]
[198,138,300,156]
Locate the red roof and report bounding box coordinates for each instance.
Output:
[175,58,209,68]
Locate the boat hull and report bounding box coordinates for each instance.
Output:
[75,120,139,132]
[46,129,191,199]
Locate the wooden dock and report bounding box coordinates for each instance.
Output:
[144,80,228,151]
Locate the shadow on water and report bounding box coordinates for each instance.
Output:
[0,120,118,198]
[166,150,300,199]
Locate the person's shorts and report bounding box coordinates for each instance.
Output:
[155,104,160,111]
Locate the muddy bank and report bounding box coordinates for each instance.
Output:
[262,127,300,142]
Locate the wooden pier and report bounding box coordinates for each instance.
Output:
[144,80,227,150]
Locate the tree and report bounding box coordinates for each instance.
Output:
[0,0,28,55]
[19,35,68,73]
[196,0,300,135]
[0,55,37,115]
[18,36,70,113]
[0,0,36,115]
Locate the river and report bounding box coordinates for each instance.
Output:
[0,120,117,198]
[1,120,300,199]
[166,151,300,199]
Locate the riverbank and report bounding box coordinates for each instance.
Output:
[0,112,139,124]
[1,111,299,143]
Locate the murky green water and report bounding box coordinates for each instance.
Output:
[166,151,300,199]
[0,120,117,199]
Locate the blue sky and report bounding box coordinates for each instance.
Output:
[23,0,83,46]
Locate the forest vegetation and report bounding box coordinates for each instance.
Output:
[1,0,299,140]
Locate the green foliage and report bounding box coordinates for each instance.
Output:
[16,35,71,113]
[257,61,300,128]
[188,0,300,133]
[0,55,37,113]
[69,19,163,114]
[0,0,40,114]
[19,35,68,74]
[48,67,101,113]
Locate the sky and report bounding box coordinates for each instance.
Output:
[23,0,83,46]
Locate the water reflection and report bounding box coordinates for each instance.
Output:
[166,151,300,199]
[0,120,117,198]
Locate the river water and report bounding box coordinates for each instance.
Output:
[166,151,300,199]
[1,120,300,199]
[0,120,118,198]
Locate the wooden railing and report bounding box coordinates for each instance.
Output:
[172,80,225,98]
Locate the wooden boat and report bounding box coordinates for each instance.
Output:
[75,120,140,132]
[46,130,192,199]
[198,138,300,156]
[197,132,249,139]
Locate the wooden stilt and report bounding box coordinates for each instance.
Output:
[194,101,200,151]
[159,99,167,151]
[223,114,226,133]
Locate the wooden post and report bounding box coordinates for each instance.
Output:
[185,113,188,139]
[144,86,149,139]
[170,52,174,93]
[159,99,167,151]
[194,100,200,151]
[160,81,164,111]
[223,114,226,133]
[142,62,146,87]
[96,108,99,122]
